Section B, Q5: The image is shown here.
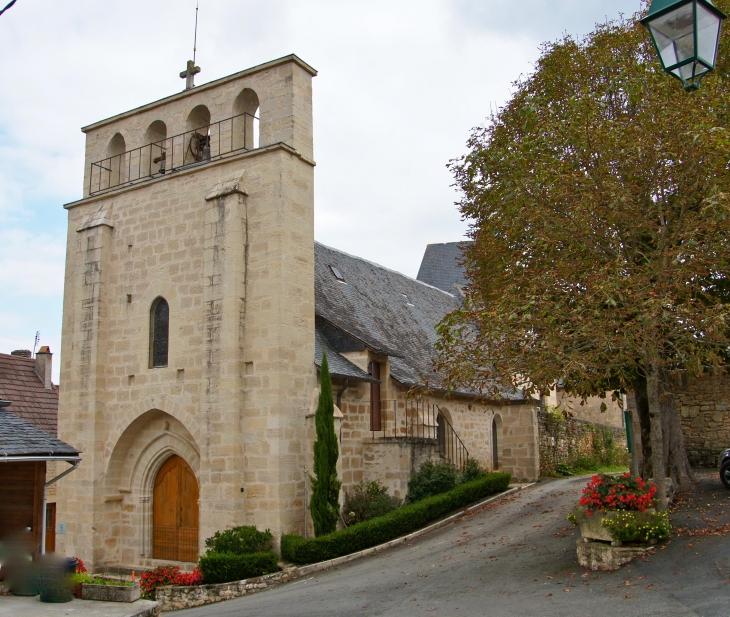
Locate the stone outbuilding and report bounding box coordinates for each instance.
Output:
[312,242,539,526]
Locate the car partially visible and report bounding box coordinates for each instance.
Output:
[721,448,730,489]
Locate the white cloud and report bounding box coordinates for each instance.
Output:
[0,0,644,379]
[0,229,66,297]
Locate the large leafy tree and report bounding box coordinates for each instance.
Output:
[309,352,341,536]
[437,2,730,508]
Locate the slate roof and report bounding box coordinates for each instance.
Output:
[0,353,59,435]
[416,242,471,295]
[314,328,377,383]
[0,408,79,459]
[314,242,527,401]
[315,242,461,389]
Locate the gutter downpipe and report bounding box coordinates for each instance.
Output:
[336,378,350,410]
[41,459,82,555]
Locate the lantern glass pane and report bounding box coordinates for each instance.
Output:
[697,3,722,66]
[671,60,710,80]
[648,3,696,69]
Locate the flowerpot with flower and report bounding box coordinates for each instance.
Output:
[70,558,89,598]
[568,473,670,546]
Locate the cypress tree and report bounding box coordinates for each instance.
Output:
[309,351,341,536]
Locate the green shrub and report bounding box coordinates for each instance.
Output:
[204,526,272,555]
[406,460,460,504]
[198,552,279,585]
[343,481,402,525]
[282,472,511,565]
[459,458,487,484]
[69,572,92,586]
[570,456,600,472]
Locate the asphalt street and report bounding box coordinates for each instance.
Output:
[177,472,730,617]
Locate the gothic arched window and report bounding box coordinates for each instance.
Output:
[150,297,169,368]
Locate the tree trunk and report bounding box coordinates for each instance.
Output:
[647,363,668,511]
[633,372,695,492]
[634,373,652,477]
[659,372,695,491]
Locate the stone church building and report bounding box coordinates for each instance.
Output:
[56,55,539,570]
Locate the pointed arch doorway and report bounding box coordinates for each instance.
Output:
[153,455,199,562]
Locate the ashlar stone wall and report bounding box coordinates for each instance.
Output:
[56,56,317,569]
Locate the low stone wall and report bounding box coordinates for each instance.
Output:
[155,569,299,611]
[537,410,628,476]
[362,439,440,499]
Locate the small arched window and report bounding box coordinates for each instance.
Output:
[150,297,169,368]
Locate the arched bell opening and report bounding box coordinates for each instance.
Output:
[232,88,260,151]
[143,120,168,176]
[104,133,127,189]
[184,105,211,165]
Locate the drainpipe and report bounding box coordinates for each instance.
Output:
[303,467,308,539]
[336,378,349,410]
[41,459,81,555]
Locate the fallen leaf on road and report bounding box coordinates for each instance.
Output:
[546,593,553,597]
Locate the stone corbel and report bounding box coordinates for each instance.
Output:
[205,172,247,201]
[76,204,114,232]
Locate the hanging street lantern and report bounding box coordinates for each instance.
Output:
[641,0,726,91]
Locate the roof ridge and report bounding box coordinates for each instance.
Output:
[314,241,456,298]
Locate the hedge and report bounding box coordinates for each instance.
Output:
[197,552,280,584]
[281,471,511,564]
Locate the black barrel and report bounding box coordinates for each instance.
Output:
[38,557,74,603]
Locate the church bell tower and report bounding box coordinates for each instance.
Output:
[56,55,317,567]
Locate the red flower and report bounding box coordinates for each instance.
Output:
[577,473,657,513]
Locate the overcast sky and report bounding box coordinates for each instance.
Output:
[0,0,642,381]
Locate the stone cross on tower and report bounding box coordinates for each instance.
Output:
[180,60,201,90]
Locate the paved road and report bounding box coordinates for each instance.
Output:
[178,472,730,617]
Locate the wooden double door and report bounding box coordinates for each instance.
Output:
[153,455,199,562]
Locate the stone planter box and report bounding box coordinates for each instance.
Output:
[82,582,141,603]
[577,512,614,544]
[577,508,660,546]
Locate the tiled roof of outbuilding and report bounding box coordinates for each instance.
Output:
[315,242,460,389]
[416,242,470,295]
[0,408,79,459]
[0,353,58,435]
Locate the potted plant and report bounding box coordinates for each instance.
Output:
[568,473,670,546]
[70,558,89,598]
